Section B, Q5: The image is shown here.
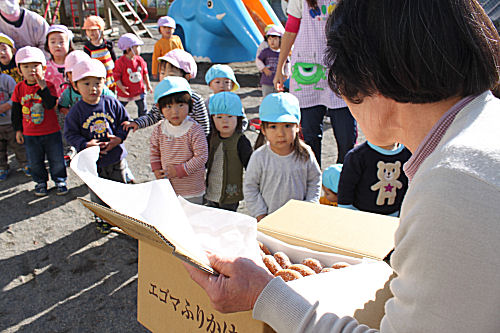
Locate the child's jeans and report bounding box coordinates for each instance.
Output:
[23,131,67,184]
[89,159,127,207]
[120,95,147,117]
[0,124,28,169]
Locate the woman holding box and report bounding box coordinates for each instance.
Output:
[185,0,500,332]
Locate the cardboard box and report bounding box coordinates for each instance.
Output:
[79,198,398,332]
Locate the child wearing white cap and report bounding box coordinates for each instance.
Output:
[11,46,67,196]
[113,33,153,118]
[122,49,210,135]
[243,93,321,221]
[44,25,74,97]
[205,92,253,211]
[151,16,184,80]
[64,58,131,233]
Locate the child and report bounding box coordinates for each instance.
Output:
[244,93,321,221]
[122,49,209,135]
[44,25,73,97]
[150,77,208,204]
[0,71,28,180]
[82,15,116,91]
[151,16,184,80]
[206,92,253,211]
[320,164,342,206]
[64,58,131,233]
[11,47,68,196]
[204,64,248,130]
[256,25,289,97]
[114,33,152,118]
[338,141,411,217]
[0,33,22,83]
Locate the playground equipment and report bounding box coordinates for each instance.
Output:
[168,0,283,63]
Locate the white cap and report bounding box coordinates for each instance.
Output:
[72,58,106,82]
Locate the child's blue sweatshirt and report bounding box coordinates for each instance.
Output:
[64,95,130,167]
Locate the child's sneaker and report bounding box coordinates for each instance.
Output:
[0,169,8,181]
[56,182,69,196]
[34,183,48,197]
[94,215,111,234]
[22,165,31,177]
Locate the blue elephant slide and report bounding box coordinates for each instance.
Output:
[168,0,283,63]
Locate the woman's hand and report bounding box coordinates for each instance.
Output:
[184,252,274,313]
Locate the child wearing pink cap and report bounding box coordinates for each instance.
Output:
[151,16,184,80]
[113,33,152,118]
[11,46,67,196]
[122,49,209,135]
[44,25,74,97]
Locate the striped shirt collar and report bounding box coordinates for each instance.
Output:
[403,95,477,182]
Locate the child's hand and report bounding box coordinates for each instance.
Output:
[86,138,102,148]
[0,102,10,114]
[147,85,153,94]
[122,120,139,132]
[262,67,272,77]
[165,165,177,179]
[100,134,122,154]
[59,107,69,115]
[15,130,24,144]
[34,70,47,90]
[119,85,130,96]
[256,214,267,222]
[153,169,166,179]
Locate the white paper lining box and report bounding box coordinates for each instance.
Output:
[79,198,398,333]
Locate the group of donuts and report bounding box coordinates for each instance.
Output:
[258,241,350,282]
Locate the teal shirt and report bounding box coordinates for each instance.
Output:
[59,86,115,109]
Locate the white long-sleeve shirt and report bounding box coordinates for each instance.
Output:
[243,143,321,217]
[253,92,500,332]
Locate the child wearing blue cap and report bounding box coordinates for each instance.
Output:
[205,92,253,211]
[150,76,208,204]
[244,93,321,221]
[338,141,411,217]
[320,164,342,206]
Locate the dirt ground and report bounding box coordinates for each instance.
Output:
[0,23,363,332]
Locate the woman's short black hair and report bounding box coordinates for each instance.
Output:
[157,91,192,113]
[325,0,500,104]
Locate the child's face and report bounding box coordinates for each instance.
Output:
[0,43,13,65]
[159,62,184,81]
[267,35,280,50]
[262,122,299,155]
[159,26,174,39]
[322,185,338,203]
[48,32,69,59]
[128,45,141,57]
[85,28,102,44]
[209,77,234,94]
[19,62,44,83]
[161,101,189,126]
[76,76,105,105]
[212,114,237,138]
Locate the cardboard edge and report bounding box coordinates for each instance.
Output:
[77,197,216,275]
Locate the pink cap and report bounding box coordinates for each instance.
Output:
[117,33,144,51]
[72,58,106,82]
[47,24,74,40]
[157,16,175,29]
[15,46,46,66]
[158,49,197,79]
[64,50,90,75]
[266,25,284,37]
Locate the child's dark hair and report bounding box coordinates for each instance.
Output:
[254,121,310,161]
[159,60,189,79]
[44,34,74,58]
[264,35,281,42]
[209,115,243,139]
[158,91,192,113]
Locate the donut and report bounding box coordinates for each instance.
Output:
[331,262,350,269]
[320,267,335,273]
[301,258,324,274]
[258,241,271,256]
[263,255,281,275]
[275,269,302,282]
[274,251,292,269]
[288,264,316,277]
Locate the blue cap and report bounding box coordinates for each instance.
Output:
[259,93,300,124]
[204,64,240,91]
[209,92,243,116]
[322,164,343,193]
[154,76,192,103]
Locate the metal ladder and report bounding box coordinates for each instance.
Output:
[43,0,63,24]
[103,0,153,38]
[69,0,98,28]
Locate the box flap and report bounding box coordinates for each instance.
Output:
[78,197,216,275]
[257,200,399,260]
